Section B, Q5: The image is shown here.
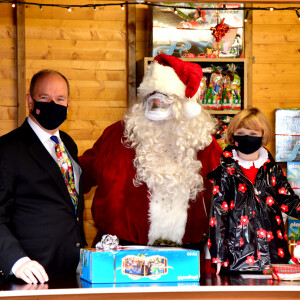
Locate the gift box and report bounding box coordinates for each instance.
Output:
[287,162,300,189]
[287,216,300,257]
[79,279,200,288]
[80,246,200,284]
[275,109,300,162]
[264,264,300,281]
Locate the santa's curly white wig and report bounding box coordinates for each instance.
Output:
[123,93,216,245]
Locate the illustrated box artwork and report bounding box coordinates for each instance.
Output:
[287,162,300,189]
[275,109,300,162]
[288,216,300,257]
[80,246,200,284]
[151,2,244,58]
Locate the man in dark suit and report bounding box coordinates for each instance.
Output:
[0,70,86,284]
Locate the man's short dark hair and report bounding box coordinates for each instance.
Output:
[29,69,70,98]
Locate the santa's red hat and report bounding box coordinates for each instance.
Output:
[138,54,203,119]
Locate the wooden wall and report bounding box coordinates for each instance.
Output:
[0,1,299,247]
[252,4,300,154]
[0,5,17,136]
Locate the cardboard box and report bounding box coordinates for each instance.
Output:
[79,279,199,288]
[287,216,300,257]
[80,246,200,284]
[275,109,300,136]
[151,3,244,59]
[275,109,300,162]
[287,162,300,189]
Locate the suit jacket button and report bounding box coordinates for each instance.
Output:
[76,217,79,222]
[76,243,81,248]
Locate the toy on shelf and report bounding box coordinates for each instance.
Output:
[222,63,241,110]
[203,65,224,110]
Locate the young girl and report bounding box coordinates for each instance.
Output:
[208,108,300,274]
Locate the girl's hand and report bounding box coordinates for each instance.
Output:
[216,262,222,275]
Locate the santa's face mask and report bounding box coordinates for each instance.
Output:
[145,93,173,121]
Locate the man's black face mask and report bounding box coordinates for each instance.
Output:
[31,99,67,130]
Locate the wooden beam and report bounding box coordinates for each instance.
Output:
[244,4,253,108]
[126,2,136,107]
[16,1,26,126]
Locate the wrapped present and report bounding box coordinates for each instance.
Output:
[222,63,241,110]
[80,246,200,284]
[264,264,300,281]
[203,66,224,110]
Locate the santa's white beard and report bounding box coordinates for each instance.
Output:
[123,99,215,245]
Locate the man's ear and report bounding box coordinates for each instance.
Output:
[26,94,34,112]
[67,98,71,113]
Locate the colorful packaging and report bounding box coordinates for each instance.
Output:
[80,246,200,284]
[222,63,241,110]
[199,75,208,105]
[203,66,223,110]
[287,216,300,257]
[287,162,300,189]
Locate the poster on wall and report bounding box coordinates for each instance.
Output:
[151,3,244,58]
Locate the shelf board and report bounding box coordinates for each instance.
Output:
[208,110,240,115]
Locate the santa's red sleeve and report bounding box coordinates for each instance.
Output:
[79,121,123,194]
[198,137,223,220]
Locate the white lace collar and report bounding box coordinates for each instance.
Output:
[232,147,269,169]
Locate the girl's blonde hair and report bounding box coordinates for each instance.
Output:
[226,107,272,146]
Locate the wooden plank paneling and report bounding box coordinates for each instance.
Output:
[252,5,300,156]
[26,39,126,61]
[26,59,127,70]
[0,4,16,135]
[253,64,300,83]
[127,4,137,106]
[25,19,126,41]
[16,1,27,126]
[24,4,126,21]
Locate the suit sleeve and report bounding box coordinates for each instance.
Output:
[0,149,28,277]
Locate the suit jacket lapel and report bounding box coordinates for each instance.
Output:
[21,121,75,211]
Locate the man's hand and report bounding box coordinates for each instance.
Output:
[216,262,222,275]
[14,260,49,284]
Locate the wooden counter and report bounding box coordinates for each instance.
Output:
[1,273,300,299]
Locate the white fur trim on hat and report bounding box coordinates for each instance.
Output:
[183,100,202,119]
[138,61,186,100]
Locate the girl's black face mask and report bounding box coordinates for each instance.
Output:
[233,135,262,155]
[31,99,68,130]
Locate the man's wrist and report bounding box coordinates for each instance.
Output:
[11,257,31,275]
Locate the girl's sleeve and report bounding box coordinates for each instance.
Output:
[208,167,232,263]
[273,163,300,219]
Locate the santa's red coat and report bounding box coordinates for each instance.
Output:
[79,121,222,246]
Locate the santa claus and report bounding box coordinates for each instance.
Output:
[79,54,222,251]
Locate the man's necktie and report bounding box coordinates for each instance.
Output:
[50,136,78,214]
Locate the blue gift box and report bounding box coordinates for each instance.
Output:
[80,246,200,284]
